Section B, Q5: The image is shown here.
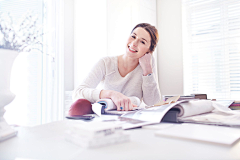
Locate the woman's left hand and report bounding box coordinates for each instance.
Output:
[139,53,153,76]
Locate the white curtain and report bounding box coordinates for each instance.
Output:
[2,0,44,126]
[42,0,65,124]
[182,0,240,99]
[3,0,64,126]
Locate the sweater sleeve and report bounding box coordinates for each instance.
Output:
[142,57,161,106]
[72,58,106,103]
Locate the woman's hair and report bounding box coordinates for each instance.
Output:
[131,23,159,53]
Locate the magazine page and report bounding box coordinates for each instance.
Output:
[121,101,187,123]
[174,100,213,117]
[90,101,188,130]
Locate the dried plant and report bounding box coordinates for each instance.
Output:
[0,12,43,52]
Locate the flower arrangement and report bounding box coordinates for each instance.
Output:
[0,12,43,52]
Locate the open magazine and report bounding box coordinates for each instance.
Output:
[92,98,240,129]
[178,101,240,127]
[96,96,181,115]
[92,99,218,129]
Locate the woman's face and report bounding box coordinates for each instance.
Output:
[126,27,151,59]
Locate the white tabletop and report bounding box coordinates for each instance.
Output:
[0,119,240,160]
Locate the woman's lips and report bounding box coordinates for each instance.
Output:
[128,46,137,53]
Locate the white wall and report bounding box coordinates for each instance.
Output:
[107,0,157,56]
[73,0,158,88]
[156,0,183,96]
[67,0,184,95]
[74,0,108,88]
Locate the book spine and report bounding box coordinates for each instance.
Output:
[191,94,207,99]
[65,131,130,148]
[229,106,240,110]
[163,96,195,101]
[69,126,123,138]
[230,103,240,106]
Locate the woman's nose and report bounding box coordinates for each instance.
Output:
[132,39,138,47]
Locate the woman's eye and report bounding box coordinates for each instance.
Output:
[141,41,145,44]
[131,35,136,39]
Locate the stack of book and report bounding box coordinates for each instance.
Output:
[163,95,194,101]
[0,117,18,142]
[163,94,207,101]
[65,121,130,148]
[191,94,207,100]
[229,100,240,110]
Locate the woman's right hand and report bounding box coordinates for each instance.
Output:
[100,90,137,111]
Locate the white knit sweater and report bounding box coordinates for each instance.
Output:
[72,56,161,106]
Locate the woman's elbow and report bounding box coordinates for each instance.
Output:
[143,93,161,106]
[144,98,160,106]
[72,87,84,101]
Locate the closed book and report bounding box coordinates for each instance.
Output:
[68,121,123,138]
[65,130,130,148]
[155,123,240,145]
[191,94,207,100]
[229,106,240,110]
[0,119,18,142]
[230,103,240,106]
[163,95,196,101]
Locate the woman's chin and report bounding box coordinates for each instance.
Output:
[125,52,143,60]
[125,52,136,57]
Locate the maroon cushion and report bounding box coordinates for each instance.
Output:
[68,99,93,116]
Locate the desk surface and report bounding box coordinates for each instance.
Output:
[0,119,240,160]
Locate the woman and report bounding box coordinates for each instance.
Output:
[71,23,161,114]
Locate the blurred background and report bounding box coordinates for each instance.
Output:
[1,0,240,127]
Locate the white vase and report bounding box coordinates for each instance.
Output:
[0,49,18,141]
[0,49,18,112]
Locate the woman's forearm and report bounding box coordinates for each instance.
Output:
[72,58,106,103]
[100,90,114,99]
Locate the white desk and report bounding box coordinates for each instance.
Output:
[0,120,240,160]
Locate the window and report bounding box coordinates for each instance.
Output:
[182,0,240,99]
[1,0,64,126]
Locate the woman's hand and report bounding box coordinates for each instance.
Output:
[139,53,153,76]
[100,90,137,111]
[111,92,138,111]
